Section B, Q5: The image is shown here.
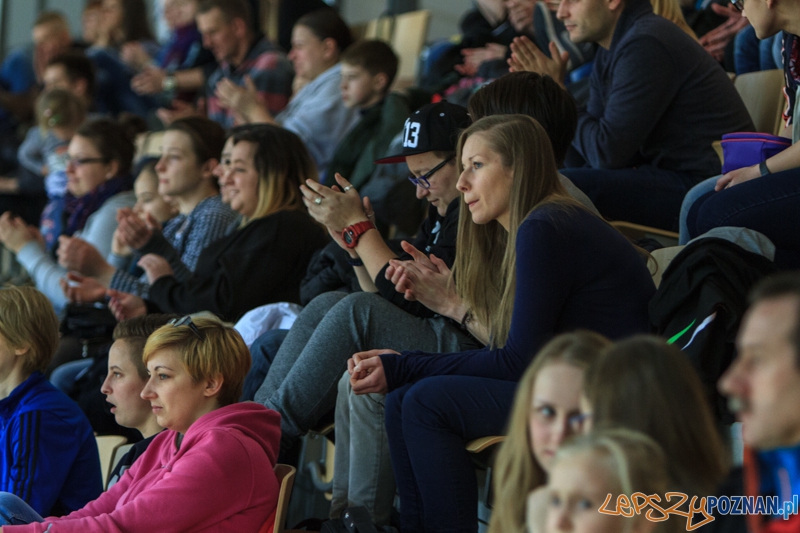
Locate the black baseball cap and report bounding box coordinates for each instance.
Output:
[375,101,471,164]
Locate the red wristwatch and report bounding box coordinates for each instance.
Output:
[342,221,375,249]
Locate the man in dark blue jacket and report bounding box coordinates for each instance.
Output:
[511,0,754,231]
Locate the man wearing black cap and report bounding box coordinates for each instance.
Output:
[251,101,484,525]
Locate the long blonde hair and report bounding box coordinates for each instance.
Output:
[488,331,611,533]
[453,114,574,347]
[652,0,698,40]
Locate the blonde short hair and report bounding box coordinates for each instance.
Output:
[0,287,59,374]
[142,316,250,406]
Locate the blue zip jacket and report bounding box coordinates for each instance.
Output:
[0,372,102,516]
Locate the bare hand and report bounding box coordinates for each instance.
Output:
[215,76,263,122]
[111,227,132,257]
[56,236,108,276]
[131,66,166,95]
[348,349,399,394]
[0,177,19,194]
[137,253,174,284]
[116,208,154,250]
[60,272,107,304]
[715,164,761,191]
[699,5,746,61]
[0,212,37,253]
[121,41,151,70]
[388,242,461,317]
[300,174,369,232]
[505,0,535,34]
[107,289,147,321]
[156,100,200,126]
[458,43,508,76]
[508,36,568,87]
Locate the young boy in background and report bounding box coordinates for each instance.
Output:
[326,39,410,189]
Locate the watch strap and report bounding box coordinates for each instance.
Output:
[759,160,771,177]
[342,221,375,249]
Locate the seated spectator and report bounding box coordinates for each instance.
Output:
[107,124,327,322]
[679,0,800,266]
[467,71,598,214]
[509,0,754,231]
[60,116,237,301]
[130,0,325,102]
[103,314,178,488]
[0,53,96,226]
[0,315,282,531]
[0,12,73,172]
[581,335,728,496]
[716,273,800,533]
[326,39,409,187]
[107,158,179,271]
[0,118,139,315]
[155,0,294,130]
[319,77,603,522]
[479,332,611,533]
[543,428,672,533]
[78,1,104,48]
[92,0,157,55]
[214,7,360,175]
[249,102,479,517]
[120,0,209,75]
[0,286,102,517]
[734,24,781,74]
[351,115,655,532]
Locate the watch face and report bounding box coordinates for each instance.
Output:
[343,230,354,245]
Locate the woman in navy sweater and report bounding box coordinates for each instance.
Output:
[348,114,656,532]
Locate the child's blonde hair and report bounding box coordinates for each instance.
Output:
[0,287,60,375]
[553,428,679,533]
[36,88,86,134]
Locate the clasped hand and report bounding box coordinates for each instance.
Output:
[348,349,399,394]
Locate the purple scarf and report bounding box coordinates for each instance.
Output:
[62,174,133,238]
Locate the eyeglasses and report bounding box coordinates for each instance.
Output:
[407,156,454,189]
[730,0,743,12]
[65,156,108,168]
[169,315,203,340]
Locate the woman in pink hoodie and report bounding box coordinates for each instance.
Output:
[0,315,282,533]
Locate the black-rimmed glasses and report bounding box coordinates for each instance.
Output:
[169,315,203,340]
[407,155,454,189]
[65,156,108,168]
[730,0,743,12]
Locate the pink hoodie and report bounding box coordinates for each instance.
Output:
[6,402,281,533]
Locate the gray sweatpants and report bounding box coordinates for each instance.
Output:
[253,290,479,450]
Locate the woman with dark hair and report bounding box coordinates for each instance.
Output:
[0,118,138,314]
[93,0,156,53]
[107,124,328,322]
[215,7,360,175]
[61,116,238,301]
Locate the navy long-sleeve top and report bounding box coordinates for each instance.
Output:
[381,204,656,389]
[567,0,753,177]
